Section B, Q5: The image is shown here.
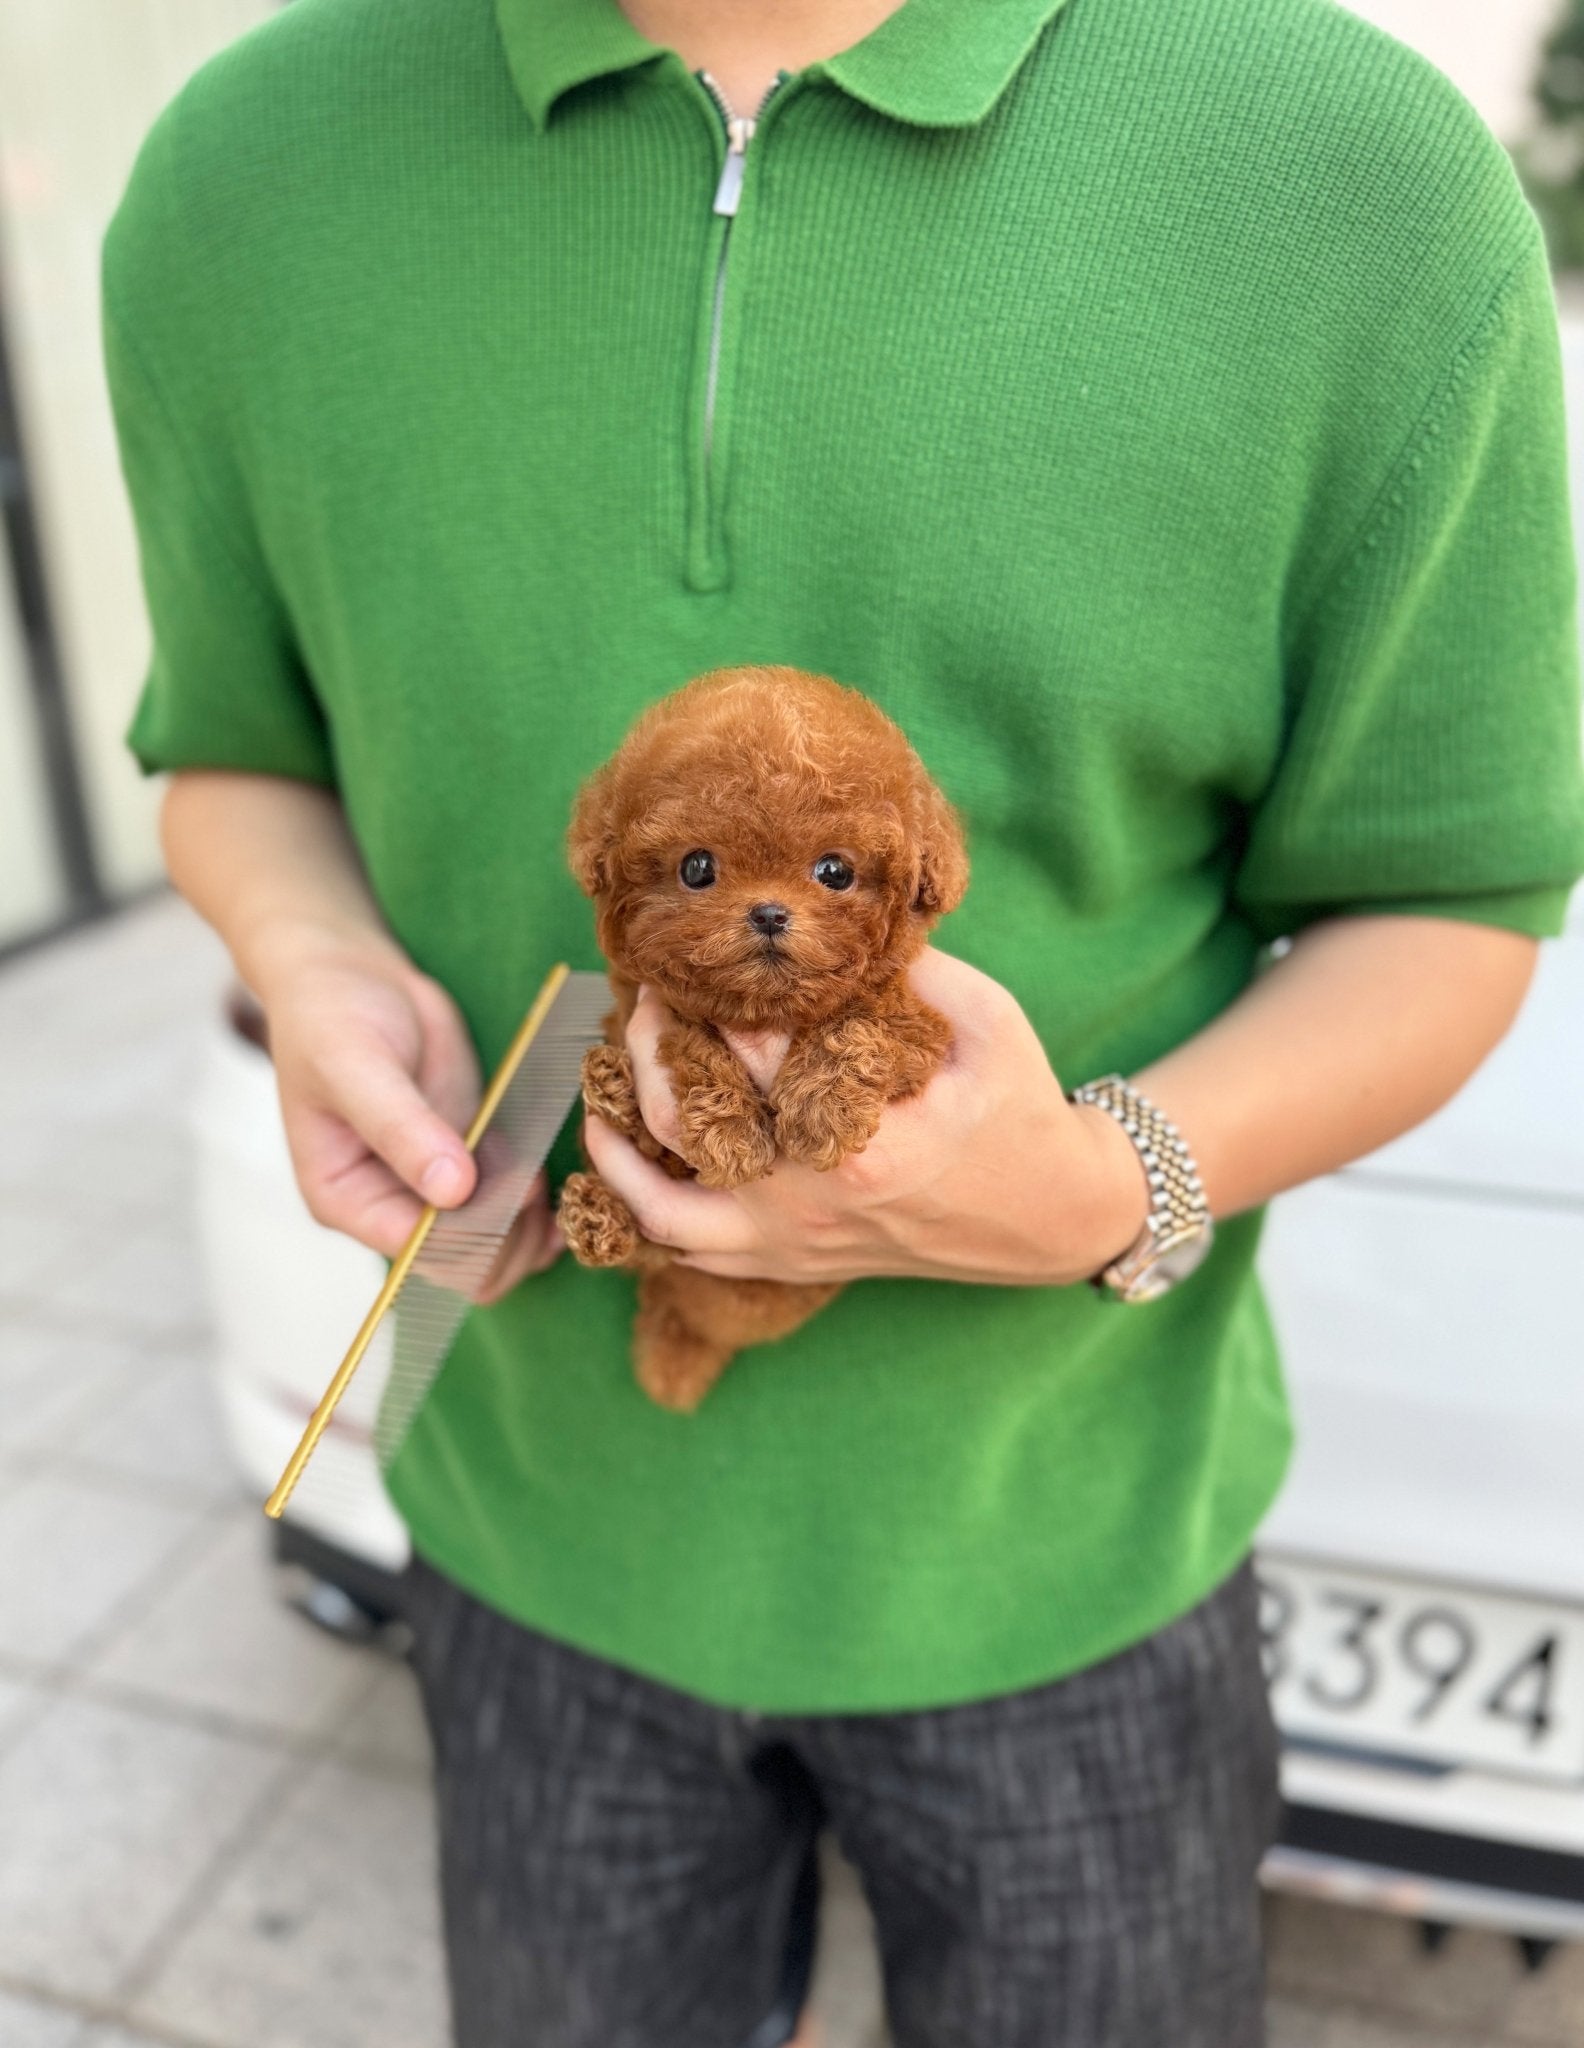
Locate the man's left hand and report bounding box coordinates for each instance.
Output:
[582,948,1151,1289]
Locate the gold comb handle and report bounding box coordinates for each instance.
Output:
[263,963,573,1520]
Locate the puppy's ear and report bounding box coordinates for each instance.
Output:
[913,782,969,917]
[567,767,618,898]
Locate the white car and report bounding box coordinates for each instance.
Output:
[190,991,406,1627]
[191,886,1584,1952]
[1257,883,1584,1949]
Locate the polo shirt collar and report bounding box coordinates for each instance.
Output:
[496,0,1073,133]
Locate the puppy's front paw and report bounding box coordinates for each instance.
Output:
[773,1075,885,1172]
[558,1171,640,1267]
[674,1087,777,1189]
[581,1044,641,1135]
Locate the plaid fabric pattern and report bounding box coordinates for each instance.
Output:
[405,1553,1281,2048]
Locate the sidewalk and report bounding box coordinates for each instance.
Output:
[0,895,1578,2047]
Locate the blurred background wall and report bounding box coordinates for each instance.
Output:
[0,0,276,952]
[1356,0,1558,141]
[0,0,1573,954]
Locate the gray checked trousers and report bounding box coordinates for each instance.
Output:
[404,1553,1283,2048]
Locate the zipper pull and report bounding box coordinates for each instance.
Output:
[712,114,755,217]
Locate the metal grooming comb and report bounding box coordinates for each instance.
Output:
[264,965,610,1522]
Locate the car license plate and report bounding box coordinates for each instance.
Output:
[1257,1552,1584,1786]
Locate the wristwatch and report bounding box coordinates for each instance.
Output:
[1067,1074,1215,1303]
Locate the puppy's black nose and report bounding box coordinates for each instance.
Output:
[747,902,791,937]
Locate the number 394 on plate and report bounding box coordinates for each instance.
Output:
[1257,1552,1584,1787]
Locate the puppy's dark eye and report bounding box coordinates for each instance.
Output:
[679,850,717,890]
[812,854,855,892]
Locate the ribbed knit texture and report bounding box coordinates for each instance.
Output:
[104,0,1584,1710]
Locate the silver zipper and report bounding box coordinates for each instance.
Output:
[708,111,756,217]
[697,70,785,473]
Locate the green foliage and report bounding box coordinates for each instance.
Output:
[1518,0,1584,273]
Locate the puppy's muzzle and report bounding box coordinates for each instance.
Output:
[746,902,791,938]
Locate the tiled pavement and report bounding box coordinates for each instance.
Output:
[1,895,1581,2048]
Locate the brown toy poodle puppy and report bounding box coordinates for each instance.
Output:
[557,665,969,1413]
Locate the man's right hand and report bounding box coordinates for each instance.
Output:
[160,772,562,1305]
[249,929,565,1294]
[254,931,563,1302]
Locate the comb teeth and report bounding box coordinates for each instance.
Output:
[270,967,609,1523]
[375,972,610,1469]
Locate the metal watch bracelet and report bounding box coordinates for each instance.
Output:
[1067,1074,1215,1303]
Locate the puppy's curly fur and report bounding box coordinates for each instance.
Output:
[558,666,968,1411]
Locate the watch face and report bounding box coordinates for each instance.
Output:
[1118,1221,1216,1303]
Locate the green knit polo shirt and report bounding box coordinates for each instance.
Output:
[105,0,1584,1710]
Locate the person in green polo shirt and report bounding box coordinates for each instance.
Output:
[104,0,1584,2041]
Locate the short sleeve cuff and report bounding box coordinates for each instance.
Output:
[125,657,338,787]
[104,284,338,792]
[1247,881,1579,946]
